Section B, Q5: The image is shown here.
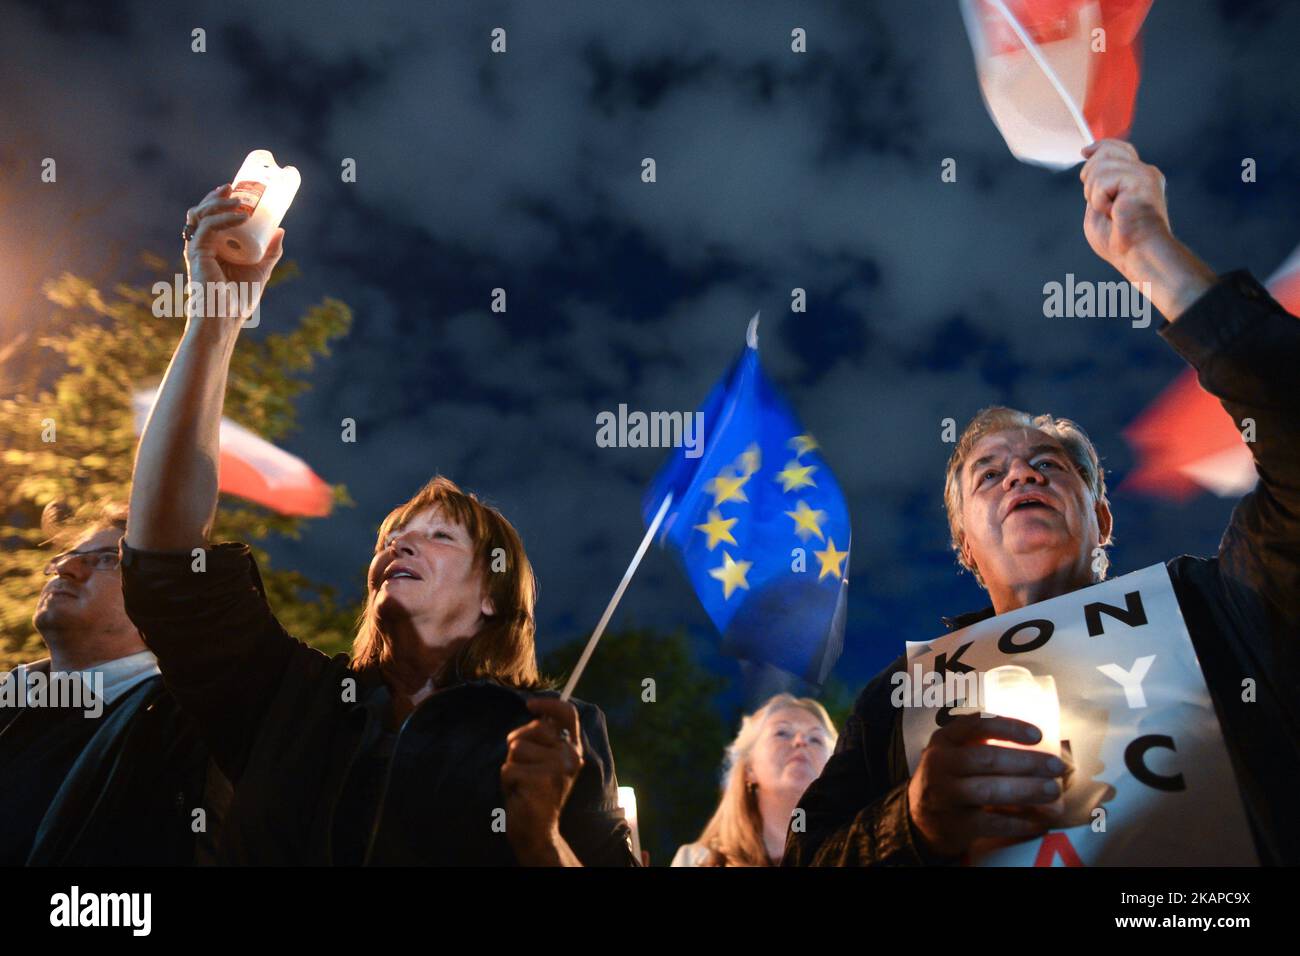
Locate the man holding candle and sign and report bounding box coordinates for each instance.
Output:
[902,565,1256,865]
[784,139,1300,867]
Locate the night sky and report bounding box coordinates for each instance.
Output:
[2,0,1297,696]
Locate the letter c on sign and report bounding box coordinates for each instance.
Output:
[1124,734,1185,792]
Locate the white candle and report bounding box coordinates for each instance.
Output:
[219,149,301,265]
[981,665,1061,757]
[617,785,643,862]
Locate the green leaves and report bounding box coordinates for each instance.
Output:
[542,627,732,866]
[0,257,359,667]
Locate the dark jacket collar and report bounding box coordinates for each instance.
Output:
[351,668,546,718]
[941,606,997,632]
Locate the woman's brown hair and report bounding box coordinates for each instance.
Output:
[350,476,542,688]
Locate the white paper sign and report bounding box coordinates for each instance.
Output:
[902,564,1256,865]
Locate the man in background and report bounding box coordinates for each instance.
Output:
[0,502,225,865]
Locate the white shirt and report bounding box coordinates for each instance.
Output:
[9,649,161,708]
[670,843,714,867]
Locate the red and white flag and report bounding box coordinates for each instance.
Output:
[1122,248,1300,501]
[959,0,1153,169]
[1268,243,1300,310]
[132,388,333,517]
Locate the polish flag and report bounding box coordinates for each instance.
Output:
[132,388,333,517]
[1121,248,1300,501]
[959,0,1153,169]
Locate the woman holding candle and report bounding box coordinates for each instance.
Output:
[119,181,637,866]
[672,694,837,866]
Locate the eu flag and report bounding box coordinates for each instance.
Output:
[642,318,850,686]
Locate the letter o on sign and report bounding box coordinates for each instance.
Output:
[997,619,1054,655]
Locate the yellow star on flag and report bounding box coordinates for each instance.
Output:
[784,500,827,542]
[706,470,750,506]
[774,459,817,492]
[814,538,848,581]
[738,443,762,476]
[709,551,752,600]
[693,509,739,550]
[788,434,819,457]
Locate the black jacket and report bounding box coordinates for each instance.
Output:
[0,664,221,866]
[785,270,1300,866]
[120,542,637,866]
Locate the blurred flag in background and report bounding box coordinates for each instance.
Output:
[642,319,850,687]
[132,387,333,517]
[1122,246,1300,501]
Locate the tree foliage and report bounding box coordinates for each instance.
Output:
[542,626,735,866]
[0,253,358,667]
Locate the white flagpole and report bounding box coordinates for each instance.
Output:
[561,492,673,701]
[987,0,1095,144]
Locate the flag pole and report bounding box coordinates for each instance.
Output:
[561,492,673,701]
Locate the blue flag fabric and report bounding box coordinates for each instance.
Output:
[642,322,850,686]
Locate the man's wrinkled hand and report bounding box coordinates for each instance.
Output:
[907,714,1066,860]
[1079,139,1172,282]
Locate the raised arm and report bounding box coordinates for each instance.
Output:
[118,187,296,781]
[1164,275,1300,626]
[1080,140,1300,627]
[1078,139,1218,322]
[125,184,284,551]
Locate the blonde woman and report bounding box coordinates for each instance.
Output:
[672,694,837,866]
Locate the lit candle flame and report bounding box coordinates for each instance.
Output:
[982,664,1061,757]
[617,785,643,861]
[221,149,301,265]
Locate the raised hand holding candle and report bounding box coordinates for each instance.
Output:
[220,149,301,265]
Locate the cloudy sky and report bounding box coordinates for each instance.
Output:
[2,0,1297,694]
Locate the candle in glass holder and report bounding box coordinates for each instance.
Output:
[981,665,1061,757]
[617,785,643,861]
[220,149,301,265]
